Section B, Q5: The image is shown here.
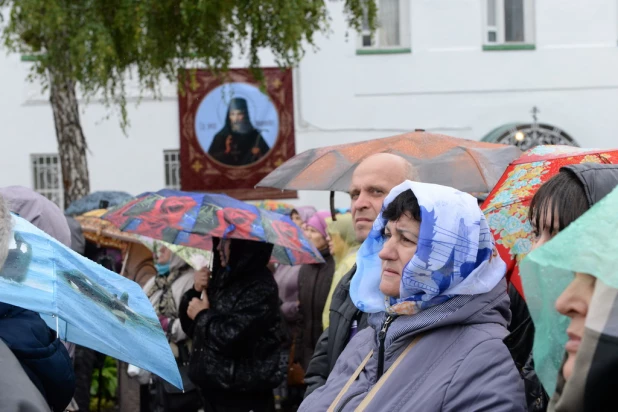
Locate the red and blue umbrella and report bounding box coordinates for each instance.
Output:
[102,190,324,265]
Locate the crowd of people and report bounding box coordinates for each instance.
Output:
[0,150,616,412]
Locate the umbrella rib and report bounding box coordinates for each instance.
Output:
[482,198,527,214]
[461,147,490,191]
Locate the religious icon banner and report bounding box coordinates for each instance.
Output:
[179,68,297,200]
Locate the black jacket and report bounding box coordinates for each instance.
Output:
[295,251,335,370]
[179,238,282,393]
[304,265,368,397]
[504,286,548,411]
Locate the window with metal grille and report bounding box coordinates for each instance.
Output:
[164,150,181,190]
[31,153,64,209]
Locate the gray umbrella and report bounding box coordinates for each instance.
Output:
[257,131,522,193]
[65,191,133,217]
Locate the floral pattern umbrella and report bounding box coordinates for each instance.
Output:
[102,190,324,265]
[481,145,618,297]
[251,200,295,215]
[76,209,212,270]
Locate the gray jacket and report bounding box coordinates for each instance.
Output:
[300,280,526,411]
[304,265,368,397]
[0,340,50,412]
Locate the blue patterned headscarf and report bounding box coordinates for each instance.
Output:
[351,181,506,316]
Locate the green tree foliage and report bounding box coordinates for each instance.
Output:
[1,0,376,127]
[0,0,376,203]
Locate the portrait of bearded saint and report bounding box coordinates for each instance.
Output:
[207,97,271,166]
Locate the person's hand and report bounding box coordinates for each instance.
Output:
[187,297,210,320]
[194,268,211,292]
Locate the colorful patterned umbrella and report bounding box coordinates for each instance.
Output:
[102,190,324,265]
[252,200,295,215]
[76,209,212,270]
[482,145,618,297]
[257,131,521,193]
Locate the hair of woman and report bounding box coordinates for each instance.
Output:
[528,170,590,236]
[382,189,422,223]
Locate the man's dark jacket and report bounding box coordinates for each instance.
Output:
[304,265,368,397]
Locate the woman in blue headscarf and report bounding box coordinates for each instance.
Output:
[300,181,526,411]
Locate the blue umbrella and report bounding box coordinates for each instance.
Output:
[0,215,182,389]
[65,191,133,216]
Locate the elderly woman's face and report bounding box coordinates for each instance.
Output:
[304,225,328,251]
[555,272,596,380]
[155,246,172,265]
[378,213,421,298]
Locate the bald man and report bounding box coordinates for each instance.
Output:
[304,153,415,397]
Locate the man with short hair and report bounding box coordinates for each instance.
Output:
[304,153,415,396]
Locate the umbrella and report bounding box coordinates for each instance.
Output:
[252,200,295,215]
[0,214,182,389]
[65,191,133,216]
[102,190,324,265]
[256,131,522,193]
[481,145,618,297]
[519,185,618,396]
[76,209,212,271]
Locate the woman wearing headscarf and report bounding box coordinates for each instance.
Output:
[179,237,282,412]
[289,206,317,230]
[300,181,526,411]
[143,245,200,411]
[295,211,336,373]
[322,213,360,330]
[520,163,618,412]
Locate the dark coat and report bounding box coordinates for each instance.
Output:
[0,303,75,412]
[179,238,282,394]
[505,286,549,411]
[304,265,369,397]
[295,251,335,371]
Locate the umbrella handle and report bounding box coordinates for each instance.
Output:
[330,191,337,221]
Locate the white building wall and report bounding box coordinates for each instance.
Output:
[1,0,618,212]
